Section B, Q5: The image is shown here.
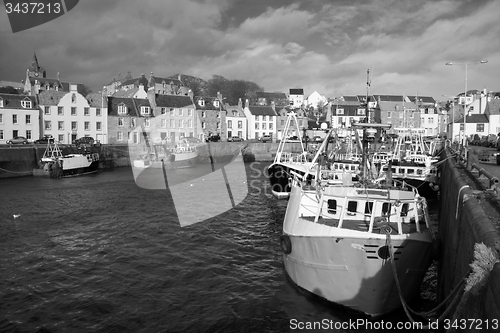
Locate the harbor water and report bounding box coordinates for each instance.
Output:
[0,162,438,332]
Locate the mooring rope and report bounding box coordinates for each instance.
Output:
[385,231,470,329]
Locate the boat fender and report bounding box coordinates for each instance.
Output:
[279,235,292,254]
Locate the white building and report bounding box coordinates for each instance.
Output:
[38,85,108,144]
[288,88,304,108]
[0,93,40,143]
[305,91,328,110]
[225,99,247,140]
[243,99,277,140]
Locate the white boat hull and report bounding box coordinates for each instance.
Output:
[282,180,433,316]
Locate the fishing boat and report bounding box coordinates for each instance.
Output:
[133,137,199,170]
[280,120,435,316]
[382,128,440,195]
[268,111,315,199]
[33,141,99,178]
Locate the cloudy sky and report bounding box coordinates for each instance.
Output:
[0,0,498,101]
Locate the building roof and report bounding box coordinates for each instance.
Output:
[0,93,37,109]
[289,88,304,95]
[112,88,139,98]
[37,90,68,105]
[247,105,277,116]
[485,99,500,116]
[375,95,405,102]
[456,114,489,123]
[341,95,360,102]
[407,96,436,104]
[30,77,85,94]
[107,97,151,117]
[378,100,418,111]
[155,94,194,108]
[86,92,105,108]
[121,75,149,88]
[151,75,183,86]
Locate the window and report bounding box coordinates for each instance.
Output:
[213,100,219,108]
[26,115,31,124]
[96,122,102,131]
[357,108,366,116]
[387,111,391,118]
[336,108,344,115]
[238,131,242,138]
[216,112,220,118]
[13,114,18,124]
[161,107,167,115]
[364,202,374,214]
[400,203,409,217]
[262,123,267,130]
[58,134,64,142]
[201,111,206,118]
[96,108,101,116]
[118,118,124,127]
[238,121,242,129]
[269,123,273,130]
[84,122,90,130]
[178,119,183,128]
[429,118,434,124]
[281,119,285,126]
[382,203,391,216]
[232,111,237,116]
[327,200,337,214]
[84,107,90,116]
[145,118,150,127]
[26,130,31,140]
[188,119,193,128]
[178,109,183,116]
[228,120,232,128]
[198,99,205,107]
[202,122,206,129]
[187,109,192,116]
[45,120,51,130]
[118,104,127,115]
[131,118,136,128]
[71,107,77,115]
[21,99,32,108]
[44,106,50,115]
[255,115,258,121]
[217,122,220,130]
[141,106,150,115]
[255,123,259,130]
[58,107,64,115]
[170,119,175,128]
[71,93,76,103]
[161,119,167,128]
[72,121,77,130]
[0,130,3,140]
[117,131,123,141]
[0,114,2,123]
[477,124,484,132]
[347,201,357,215]
[58,121,64,130]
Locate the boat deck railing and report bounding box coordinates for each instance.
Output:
[276,151,308,164]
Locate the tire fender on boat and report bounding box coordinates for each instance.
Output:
[279,234,292,254]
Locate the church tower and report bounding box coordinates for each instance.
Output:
[27,51,46,79]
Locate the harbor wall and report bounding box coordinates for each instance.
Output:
[0,142,303,178]
[437,149,500,330]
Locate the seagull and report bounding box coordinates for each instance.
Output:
[13,214,21,219]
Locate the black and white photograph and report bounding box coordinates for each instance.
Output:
[1,0,500,332]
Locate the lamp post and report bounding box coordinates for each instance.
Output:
[445,60,488,151]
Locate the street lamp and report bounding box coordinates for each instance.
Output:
[445,60,488,151]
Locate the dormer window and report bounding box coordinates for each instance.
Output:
[213,100,219,108]
[198,99,205,107]
[140,106,150,115]
[72,93,76,103]
[118,104,127,115]
[21,99,32,108]
[232,111,237,116]
[336,108,344,115]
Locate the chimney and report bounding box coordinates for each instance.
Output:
[178,74,182,82]
[238,98,242,109]
[217,91,222,102]
[57,72,60,81]
[245,99,249,109]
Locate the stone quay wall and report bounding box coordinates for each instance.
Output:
[437,149,500,331]
[0,142,306,178]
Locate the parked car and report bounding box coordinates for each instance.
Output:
[34,135,55,144]
[487,134,497,148]
[228,136,244,142]
[182,136,201,143]
[73,136,95,147]
[285,135,300,142]
[206,133,221,142]
[259,135,272,143]
[6,136,28,144]
[312,136,323,143]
